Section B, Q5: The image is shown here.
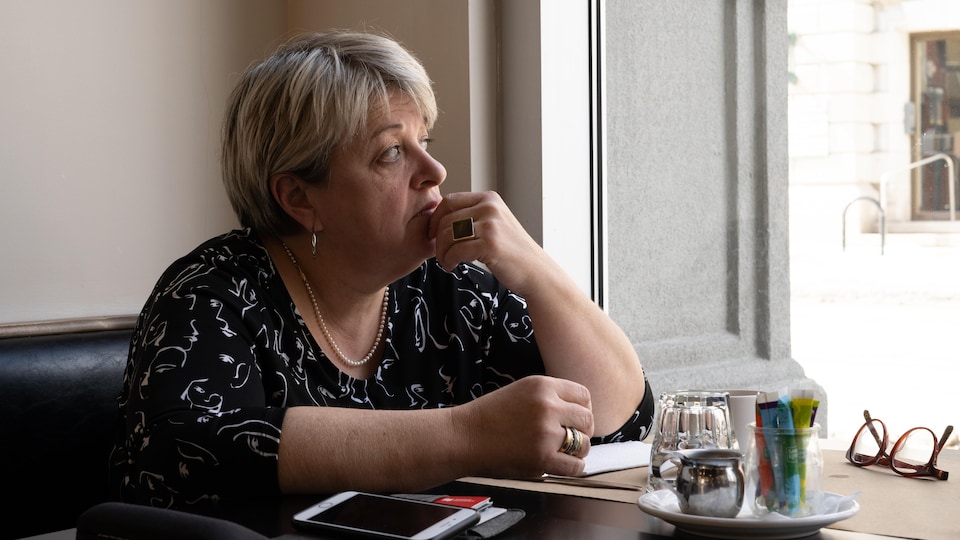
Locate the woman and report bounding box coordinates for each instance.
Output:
[110,30,653,509]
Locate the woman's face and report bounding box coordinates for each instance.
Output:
[312,91,446,276]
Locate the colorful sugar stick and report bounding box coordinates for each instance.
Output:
[790,389,816,506]
[775,394,801,514]
[758,391,786,509]
[754,402,775,508]
[790,389,815,429]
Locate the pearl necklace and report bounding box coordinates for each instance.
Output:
[281,241,389,367]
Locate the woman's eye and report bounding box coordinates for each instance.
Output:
[380,145,401,162]
[378,137,432,163]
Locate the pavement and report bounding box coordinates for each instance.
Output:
[789,233,960,449]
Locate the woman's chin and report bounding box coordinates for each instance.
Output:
[420,239,438,262]
[402,237,436,265]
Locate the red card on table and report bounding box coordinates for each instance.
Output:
[432,495,492,510]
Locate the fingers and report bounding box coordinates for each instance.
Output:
[429,193,488,272]
[461,375,595,479]
[545,420,592,478]
[429,192,544,292]
[518,375,594,438]
[516,376,595,475]
[557,425,592,458]
[428,192,487,241]
[553,377,592,411]
[552,380,594,445]
[551,431,591,477]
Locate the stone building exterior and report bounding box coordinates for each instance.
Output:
[788,0,960,253]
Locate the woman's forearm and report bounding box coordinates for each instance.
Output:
[278,406,469,494]
[277,375,595,494]
[521,258,646,436]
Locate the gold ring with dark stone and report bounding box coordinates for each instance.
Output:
[451,217,476,242]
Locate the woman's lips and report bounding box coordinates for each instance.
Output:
[415,201,439,218]
[415,201,441,239]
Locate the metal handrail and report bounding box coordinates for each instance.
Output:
[879,152,956,221]
[842,197,885,255]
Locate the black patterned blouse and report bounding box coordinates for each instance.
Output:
[109,228,653,509]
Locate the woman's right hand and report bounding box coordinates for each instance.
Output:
[429,191,547,298]
[451,375,595,479]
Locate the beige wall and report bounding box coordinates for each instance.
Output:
[0,0,484,327]
[287,0,485,198]
[0,0,283,325]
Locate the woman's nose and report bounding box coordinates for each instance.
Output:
[413,148,446,188]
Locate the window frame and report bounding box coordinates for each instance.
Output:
[498,0,605,306]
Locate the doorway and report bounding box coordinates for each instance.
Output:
[913,33,960,219]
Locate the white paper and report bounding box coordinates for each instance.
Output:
[582,440,652,475]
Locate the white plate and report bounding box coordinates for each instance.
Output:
[636,491,860,539]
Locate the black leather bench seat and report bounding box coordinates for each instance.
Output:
[0,329,131,540]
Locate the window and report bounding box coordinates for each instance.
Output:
[913,33,960,218]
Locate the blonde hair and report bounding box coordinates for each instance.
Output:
[221,30,438,235]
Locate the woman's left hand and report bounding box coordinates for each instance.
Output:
[430,191,646,438]
[429,191,545,296]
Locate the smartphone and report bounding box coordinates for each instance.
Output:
[292,491,481,540]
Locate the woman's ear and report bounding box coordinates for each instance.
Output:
[270,173,322,232]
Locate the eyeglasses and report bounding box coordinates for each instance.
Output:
[845,409,953,480]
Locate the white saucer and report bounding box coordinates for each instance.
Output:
[636,491,860,539]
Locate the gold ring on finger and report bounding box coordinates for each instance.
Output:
[559,426,583,455]
[451,217,476,242]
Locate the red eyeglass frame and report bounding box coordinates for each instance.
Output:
[845,409,952,480]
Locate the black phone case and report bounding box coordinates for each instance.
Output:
[392,494,526,539]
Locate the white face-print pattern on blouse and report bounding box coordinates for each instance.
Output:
[109,229,653,510]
